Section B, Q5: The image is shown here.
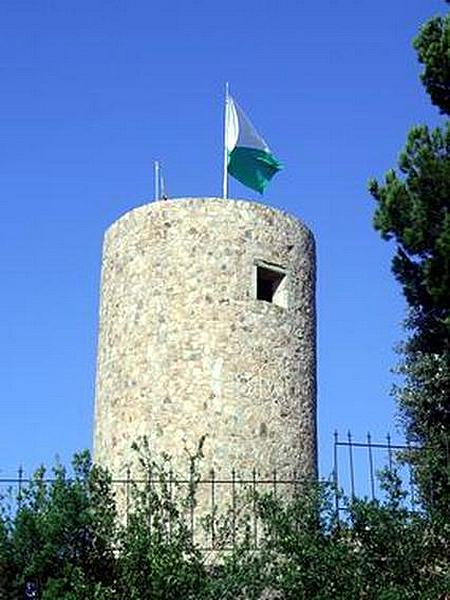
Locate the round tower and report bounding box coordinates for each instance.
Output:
[94,198,316,479]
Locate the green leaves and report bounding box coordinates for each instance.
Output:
[0,453,117,599]
[1,453,449,599]
[413,11,450,115]
[368,4,450,521]
[370,123,450,315]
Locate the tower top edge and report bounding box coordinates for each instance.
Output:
[105,197,314,240]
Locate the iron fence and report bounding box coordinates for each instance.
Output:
[0,432,432,550]
[332,431,425,516]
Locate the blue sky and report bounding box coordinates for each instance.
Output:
[0,0,446,481]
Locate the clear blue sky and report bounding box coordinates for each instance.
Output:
[0,0,446,481]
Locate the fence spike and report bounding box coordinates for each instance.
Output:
[367,432,375,500]
[347,431,355,498]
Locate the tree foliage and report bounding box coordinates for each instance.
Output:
[369,123,449,328]
[368,3,449,517]
[0,452,448,599]
[414,10,450,115]
[0,452,117,599]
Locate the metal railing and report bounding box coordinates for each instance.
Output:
[332,431,424,516]
[0,432,431,550]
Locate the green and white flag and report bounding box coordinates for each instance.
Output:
[225,94,282,194]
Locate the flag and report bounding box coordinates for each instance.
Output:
[225,95,282,194]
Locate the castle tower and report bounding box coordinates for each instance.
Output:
[94,198,316,480]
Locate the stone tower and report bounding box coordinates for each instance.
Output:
[94,198,316,479]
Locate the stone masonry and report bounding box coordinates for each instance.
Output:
[94,198,317,481]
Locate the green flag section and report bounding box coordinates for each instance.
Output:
[225,95,282,194]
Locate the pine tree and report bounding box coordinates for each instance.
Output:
[368,6,449,516]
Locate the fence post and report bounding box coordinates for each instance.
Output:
[293,469,298,497]
[252,468,257,550]
[125,465,131,526]
[189,465,195,543]
[168,468,173,542]
[148,465,153,541]
[18,465,23,508]
[231,468,236,548]
[273,468,277,498]
[407,439,416,509]
[348,430,355,498]
[333,430,340,522]
[386,433,393,472]
[367,432,375,500]
[293,469,300,535]
[210,468,215,549]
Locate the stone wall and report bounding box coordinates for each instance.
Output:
[94,198,316,482]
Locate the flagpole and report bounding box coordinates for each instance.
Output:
[160,163,167,200]
[222,82,229,199]
[154,160,160,201]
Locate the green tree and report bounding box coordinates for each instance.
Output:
[114,438,208,600]
[368,6,449,515]
[204,474,449,599]
[0,452,117,599]
[414,8,450,115]
[1,451,449,599]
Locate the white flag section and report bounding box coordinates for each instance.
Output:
[225,95,282,194]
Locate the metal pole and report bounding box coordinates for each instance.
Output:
[222,82,229,199]
[387,433,393,472]
[333,430,339,520]
[160,165,167,200]
[126,465,131,527]
[168,469,173,542]
[211,469,215,549]
[408,440,416,510]
[18,465,23,508]
[148,465,153,539]
[252,468,257,549]
[190,468,195,543]
[154,160,160,201]
[348,431,355,498]
[231,468,236,548]
[367,432,375,500]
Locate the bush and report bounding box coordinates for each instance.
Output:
[0,449,448,599]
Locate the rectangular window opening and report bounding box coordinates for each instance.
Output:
[256,263,288,308]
